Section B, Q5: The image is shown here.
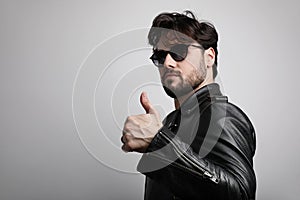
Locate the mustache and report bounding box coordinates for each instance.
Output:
[162,69,181,79]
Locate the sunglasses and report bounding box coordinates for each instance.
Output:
[150,44,203,67]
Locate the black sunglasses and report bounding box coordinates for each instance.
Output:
[150,44,203,67]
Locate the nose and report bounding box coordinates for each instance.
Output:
[164,53,176,68]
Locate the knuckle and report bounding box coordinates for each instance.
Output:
[124,133,132,141]
[123,124,130,132]
[126,141,132,149]
[126,116,138,125]
[124,117,130,125]
[127,140,135,149]
[126,116,134,122]
[122,144,130,152]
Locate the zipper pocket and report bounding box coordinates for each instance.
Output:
[159,131,219,184]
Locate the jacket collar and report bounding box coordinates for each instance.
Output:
[179,83,223,114]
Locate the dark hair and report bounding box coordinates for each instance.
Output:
[148,10,219,78]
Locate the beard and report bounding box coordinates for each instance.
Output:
[162,65,207,99]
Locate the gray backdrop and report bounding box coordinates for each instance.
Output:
[1,0,299,199]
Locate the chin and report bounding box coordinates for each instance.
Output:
[163,85,193,99]
[163,86,177,98]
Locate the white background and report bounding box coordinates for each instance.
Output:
[0,0,299,199]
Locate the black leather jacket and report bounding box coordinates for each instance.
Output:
[137,83,256,200]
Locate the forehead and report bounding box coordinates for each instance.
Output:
[155,30,194,50]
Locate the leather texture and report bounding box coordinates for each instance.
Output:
[137,83,256,200]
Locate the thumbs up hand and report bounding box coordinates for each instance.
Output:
[121,92,163,153]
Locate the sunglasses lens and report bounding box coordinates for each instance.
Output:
[170,44,188,61]
[150,44,189,67]
[150,50,166,67]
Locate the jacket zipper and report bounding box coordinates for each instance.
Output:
[159,131,219,184]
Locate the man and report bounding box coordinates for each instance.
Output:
[121,11,256,200]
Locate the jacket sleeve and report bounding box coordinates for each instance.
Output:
[137,103,256,200]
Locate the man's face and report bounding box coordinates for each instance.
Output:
[155,34,207,99]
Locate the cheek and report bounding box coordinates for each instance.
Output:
[180,63,196,77]
[185,51,204,68]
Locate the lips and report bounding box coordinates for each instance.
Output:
[163,71,180,80]
[165,73,178,78]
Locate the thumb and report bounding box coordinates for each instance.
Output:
[140,92,156,114]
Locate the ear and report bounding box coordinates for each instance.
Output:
[205,47,215,68]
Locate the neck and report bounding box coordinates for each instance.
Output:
[174,78,214,109]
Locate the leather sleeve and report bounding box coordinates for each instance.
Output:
[137,102,256,200]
